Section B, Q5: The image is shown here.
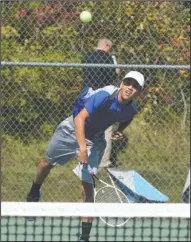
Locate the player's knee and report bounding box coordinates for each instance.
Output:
[38,160,53,170]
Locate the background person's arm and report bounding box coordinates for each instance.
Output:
[111,119,133,140]
[117,119,133,133]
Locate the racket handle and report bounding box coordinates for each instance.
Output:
[92,174,99,180]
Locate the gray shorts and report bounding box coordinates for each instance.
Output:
[45,116,106,184]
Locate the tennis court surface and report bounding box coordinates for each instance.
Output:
[1,202,190,241]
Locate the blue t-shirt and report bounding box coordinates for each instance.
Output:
[73,85,140,139]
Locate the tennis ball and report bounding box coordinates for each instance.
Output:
[80,11,92,23]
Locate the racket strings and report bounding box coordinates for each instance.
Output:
[95,186,128,203]
[93,175,131,227]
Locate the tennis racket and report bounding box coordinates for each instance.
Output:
[92,173,130,227]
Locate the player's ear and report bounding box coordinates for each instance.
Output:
[120,82,123,88]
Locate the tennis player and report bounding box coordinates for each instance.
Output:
[26,71,145,241]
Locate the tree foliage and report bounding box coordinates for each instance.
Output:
[2,1,190,138]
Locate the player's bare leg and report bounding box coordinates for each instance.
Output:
[26,160,52,201]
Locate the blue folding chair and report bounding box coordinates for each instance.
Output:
[107,168,169,203]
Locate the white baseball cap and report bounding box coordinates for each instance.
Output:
[123,71,145,89]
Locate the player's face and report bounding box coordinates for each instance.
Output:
[119,78,142,103]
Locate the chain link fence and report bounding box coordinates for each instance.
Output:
[1,0,190,202]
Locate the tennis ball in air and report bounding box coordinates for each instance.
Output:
[80,11,92,23]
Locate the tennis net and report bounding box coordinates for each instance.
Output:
[1,202,190,241]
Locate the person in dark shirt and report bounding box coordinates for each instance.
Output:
[82,38,120,89]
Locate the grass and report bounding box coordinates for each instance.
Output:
[2,119,190,202]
